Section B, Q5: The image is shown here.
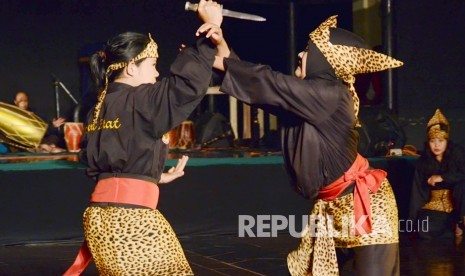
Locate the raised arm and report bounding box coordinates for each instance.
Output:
[141,0,225,137]
[196,0,230,68]
[217,58,344,125]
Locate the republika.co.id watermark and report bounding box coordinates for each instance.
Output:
[238,215,429,238]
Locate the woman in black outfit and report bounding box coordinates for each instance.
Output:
[64,1,226,275]
[409,109,465,239]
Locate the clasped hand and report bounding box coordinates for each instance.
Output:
[427,174,443,186]
[196,0,224,45]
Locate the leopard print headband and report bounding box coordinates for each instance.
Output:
[88,34,158,131]
[310,15,404,126]
[106,33,159,73]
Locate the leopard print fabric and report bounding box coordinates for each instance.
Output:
[83,206,193,276]
[287,179,399,276]
[309,15,403,125]
[422,189,454,213]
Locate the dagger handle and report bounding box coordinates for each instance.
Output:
[185,2,199,12]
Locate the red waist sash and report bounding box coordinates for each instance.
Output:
[63,177,158,275]
[90,177,159,209]
[318,154,387,235]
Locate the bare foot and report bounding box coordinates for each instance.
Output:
[50,147,66,153]
[39,144,66,154]
[39,144,53,153]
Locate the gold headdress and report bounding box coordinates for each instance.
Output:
[87,33,158,132]
[309,15,404,126]
[427,109,449,139]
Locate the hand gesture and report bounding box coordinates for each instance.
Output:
[159,155,189,184]
[197,0,223,26]
[196,23,223,45]
[52,117,66,128]
[427,174,443,186]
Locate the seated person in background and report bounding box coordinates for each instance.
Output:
[409,109,465,239]
[14,91,66,153]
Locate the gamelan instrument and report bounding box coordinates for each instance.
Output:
[0,102,48,150]
[165,120,196,150]
[64,122,84,152]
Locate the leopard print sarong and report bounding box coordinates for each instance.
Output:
[83,206,193,276]
[287,179,399,276]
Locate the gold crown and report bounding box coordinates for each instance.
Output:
[427,109,449,139]
[309,16,403,126]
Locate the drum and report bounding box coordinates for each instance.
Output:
[64,122,84,152]
[167,127,178,149]
[176,120,195,149]
[0,102,48,149]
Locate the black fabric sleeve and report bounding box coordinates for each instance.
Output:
[140,36,216,138]
[78,108,94,167]
[210,48,240,86]
[442,144,465,184]
[219,58,340,125]
[409,161,430,221]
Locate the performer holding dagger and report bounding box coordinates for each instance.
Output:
[64,1,225,275]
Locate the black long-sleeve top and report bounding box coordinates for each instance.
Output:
[409,142,465,220]
[220,58,358,200]
[79,37,216,182]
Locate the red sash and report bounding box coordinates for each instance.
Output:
[318,154,386,235]
[63,177,159,275]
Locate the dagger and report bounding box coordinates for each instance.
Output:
[185,1,266,22]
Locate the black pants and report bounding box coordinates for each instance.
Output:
[336,243,400,276]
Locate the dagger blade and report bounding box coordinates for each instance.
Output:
[222,8,266,22]
[185,1,266,22]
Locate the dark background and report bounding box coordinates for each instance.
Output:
[393,0,465,150]
[1,0,464,150]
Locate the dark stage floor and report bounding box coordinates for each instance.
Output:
[1,234,464,276]
[1,150,463,275]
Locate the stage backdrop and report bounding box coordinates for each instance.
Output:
[393,0,465,150]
